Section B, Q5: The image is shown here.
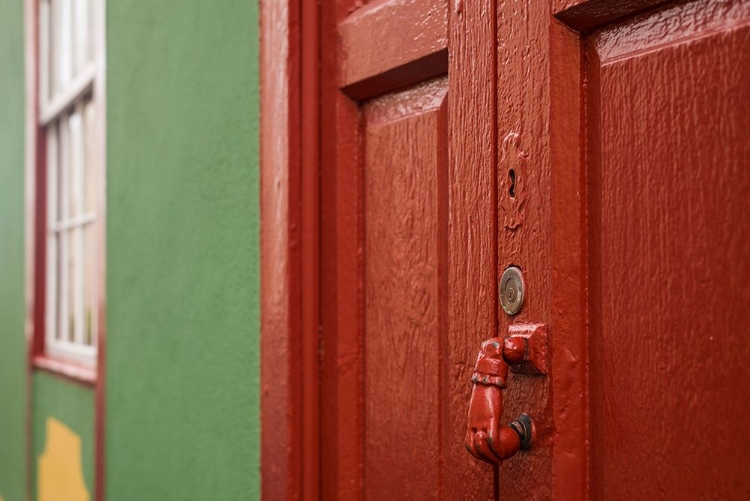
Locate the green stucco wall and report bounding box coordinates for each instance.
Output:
[0,0,28,499]
[105,0,260,499]
[32,373,95,499]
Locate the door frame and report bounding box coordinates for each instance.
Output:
[260,0,320,498]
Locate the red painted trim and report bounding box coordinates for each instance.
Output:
[338,0,447,99]
[318,0,363,496]
[95,325,106,501]
[300,0,321,495]
[260,0,300,496]
[31,140,47,360]
[549,20,589,500]
[553,0,673,31]
[260,0,320,497]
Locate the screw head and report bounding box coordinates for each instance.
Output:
[500,266,525,316]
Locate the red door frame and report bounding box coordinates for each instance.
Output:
[260,0,320,498]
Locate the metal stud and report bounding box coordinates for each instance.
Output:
[500,266,525,316]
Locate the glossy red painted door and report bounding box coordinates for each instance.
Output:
[311,0,750,499]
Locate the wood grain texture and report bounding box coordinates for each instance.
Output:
[319,0,365,497]
[591,0,750,62]
[300,0,320,496]
[311,1,750,499]
[320,0,502,496]
[549,16,589,501]
[339,0,447,99]
[363,79,447,501]
[587,1,750,498]
[494,1,594,499]
[495,0,555,497]
[445,0,498,496]
[554,0,673,31]
[260,0,324,492]
[260,0,302,497]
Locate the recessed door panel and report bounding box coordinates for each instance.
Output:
[363,78,447,501]
[587,2,750,498]
[320,0,497,497]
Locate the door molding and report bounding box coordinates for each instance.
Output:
[260,0,320,498]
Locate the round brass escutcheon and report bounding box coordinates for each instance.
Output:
[500,266,525,316]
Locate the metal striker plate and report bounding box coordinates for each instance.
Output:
[500,266,525,315]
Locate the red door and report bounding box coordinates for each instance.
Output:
[265,0,750,499]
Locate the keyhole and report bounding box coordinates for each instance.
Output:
[508,169,516,198]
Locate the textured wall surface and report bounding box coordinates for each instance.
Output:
[0,0,28,499]
[106,0,260,499]
[32,373,95,500]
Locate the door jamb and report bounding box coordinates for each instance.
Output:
[260,0,320,498]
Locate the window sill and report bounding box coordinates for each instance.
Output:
[32,355,97,387]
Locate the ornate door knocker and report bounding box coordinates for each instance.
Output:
[465,324,547,465]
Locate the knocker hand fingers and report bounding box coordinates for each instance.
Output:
[474,430,504,465]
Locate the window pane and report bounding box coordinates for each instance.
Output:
[57,114,71,343]
[67,224,81,343]
[73,0,89,74]
[83,223,97,346]
[69,108,84,219]
[39,0,101,367]
[84,99,96,213]
[49,0,58,93]
[55,0,72,93]
[45,121,58,342]
[39,0,51,104]
[69,109,85,344]
[54,235,63,341]
[83,100,97,347]
[55,121,64,224]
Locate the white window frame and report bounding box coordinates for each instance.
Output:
[25,0,106,373]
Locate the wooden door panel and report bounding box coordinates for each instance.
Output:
[321,0,497,497]
[339,0,448,100]
[363,78,447,501]
[553,0,675,31]
[587,1,750,498]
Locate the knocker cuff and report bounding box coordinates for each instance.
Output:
[471,358,508,387]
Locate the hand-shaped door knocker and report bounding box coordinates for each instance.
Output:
[465,324,548,465]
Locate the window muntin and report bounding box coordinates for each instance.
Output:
[38,0,102,367]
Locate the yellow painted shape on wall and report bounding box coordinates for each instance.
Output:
[37,418,90,501]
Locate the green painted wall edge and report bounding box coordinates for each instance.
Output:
[105,0,261,499]
[0,0,28,498]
